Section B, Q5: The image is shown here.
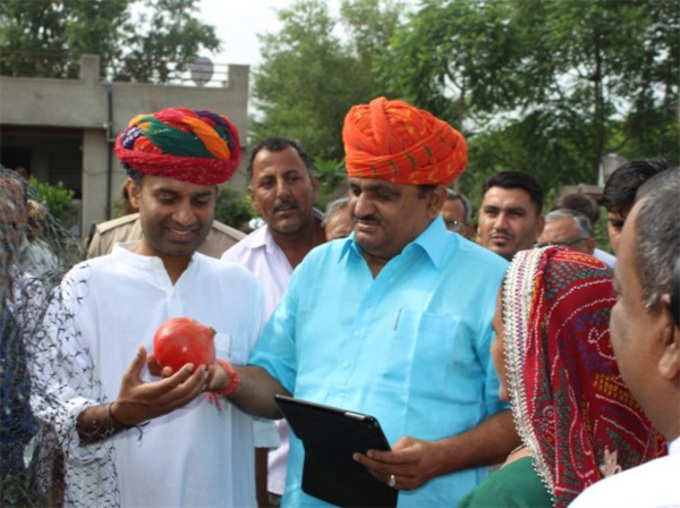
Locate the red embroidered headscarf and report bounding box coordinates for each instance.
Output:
[501,247,666,507]
[114,107,241,185]
[342,97,467,185]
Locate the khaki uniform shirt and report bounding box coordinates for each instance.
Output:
[86,213,245,259]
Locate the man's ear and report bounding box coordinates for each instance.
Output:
[126,178,141,210]
[658,293,680,381]
[428,186,448,218]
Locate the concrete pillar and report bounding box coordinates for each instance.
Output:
[227,64,249,93]
[81,128,109,235]
[225,64,249,192]
[80,54,101,86]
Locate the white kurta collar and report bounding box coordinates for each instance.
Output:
[111,243,199,290]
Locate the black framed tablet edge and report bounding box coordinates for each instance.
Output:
[275,394,398,508]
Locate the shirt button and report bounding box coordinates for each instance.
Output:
[353,330,360,337]
[343,362,350,368]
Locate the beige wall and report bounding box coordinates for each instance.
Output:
[0,54,249,234]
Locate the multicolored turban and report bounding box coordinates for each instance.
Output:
[114,107,241,185]
[502,247,666,507]
[342,97,467,185]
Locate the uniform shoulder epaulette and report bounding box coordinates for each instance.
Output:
[95,213,140,235]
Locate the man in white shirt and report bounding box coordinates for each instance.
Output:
[221,137,326,506]
[571,167,680,507]
[29,108,265,507]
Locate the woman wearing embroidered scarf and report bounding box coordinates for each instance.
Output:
[459,246,666,508]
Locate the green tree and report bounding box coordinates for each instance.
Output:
[377,0,523,126]
[381,0,678,191]
[0,0,220,83]
[113,0,220,83]
[0,0,129,78]
[510,0,679,178]
[250,0,403,162]
[313,157,346,208]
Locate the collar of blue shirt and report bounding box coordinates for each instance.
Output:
[339,215,453,271]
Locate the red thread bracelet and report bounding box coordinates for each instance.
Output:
[216,359,240,396]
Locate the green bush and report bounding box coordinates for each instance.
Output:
[214,187,256,231]
[27,177,76,226]
[314,158,346,209]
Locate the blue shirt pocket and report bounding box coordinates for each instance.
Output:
[389,309,480,405]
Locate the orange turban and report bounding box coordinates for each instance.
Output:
[342,97,467,186]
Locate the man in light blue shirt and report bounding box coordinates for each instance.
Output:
[229,97,519,506]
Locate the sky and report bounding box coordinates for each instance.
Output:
[197,0,341,69]
[198,0,283,68]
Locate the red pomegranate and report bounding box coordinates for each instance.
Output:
[153,317,216,372]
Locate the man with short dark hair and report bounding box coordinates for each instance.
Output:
[222,136,326,506]
[229,97,518,506]
[30,108,265,507]
[226,136,325,285]
[477,171,545,260]
[600,157,667,254]
[552,192,600,225]
[537,209,596,255]
[86,183,244,259]
[441,189,474,238]
[571,167,680,507]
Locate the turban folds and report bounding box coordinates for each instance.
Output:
[342,97,467,186]
[114,107,241,185]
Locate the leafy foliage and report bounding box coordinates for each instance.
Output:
[376,0,524,126]
[0,0,220,83]
[214,186,255,232]
[313,158,346,208]
[28,177,76,227]
[250,0,402,161]
[112,0,220,83]
[252,0,677,208]
[380,0,678,191]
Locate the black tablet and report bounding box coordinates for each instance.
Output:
[274,394,398,508]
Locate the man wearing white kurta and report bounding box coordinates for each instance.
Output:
[30,108,265,507]
[37,247,264,506]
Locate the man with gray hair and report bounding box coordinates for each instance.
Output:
[537,209,596,255]
[323,197,352,241]
[571,167,680,507]
[441,189,474,238]
[551,192,616,267]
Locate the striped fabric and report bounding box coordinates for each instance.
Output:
[114,107,241,185]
